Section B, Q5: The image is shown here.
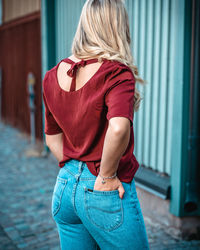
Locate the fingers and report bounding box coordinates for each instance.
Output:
[118,183,125,199]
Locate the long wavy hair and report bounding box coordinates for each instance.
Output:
[71,0,145,112]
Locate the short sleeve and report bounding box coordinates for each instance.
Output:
[105,66,135,127]
[42,73,63,135]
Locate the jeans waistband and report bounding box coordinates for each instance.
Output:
[62,159,96,179]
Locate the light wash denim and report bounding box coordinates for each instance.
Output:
[51,159,150,250]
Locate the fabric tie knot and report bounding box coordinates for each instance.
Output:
[67,60,87,78]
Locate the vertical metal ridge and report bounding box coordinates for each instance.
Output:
[149,0,155,168]
[150,0,161,171]
[164,0,172,175]
[133,0,140,158]
[166,0,175,176]
[157,0,171,173]
[143,0,152,167]
[131,0,139,157]
[141,0,147,163]
[137,0,144,163]
[156,0,163,172]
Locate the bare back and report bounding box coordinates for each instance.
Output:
[57,55,103,92]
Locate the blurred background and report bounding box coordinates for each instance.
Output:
[0,0,200,249]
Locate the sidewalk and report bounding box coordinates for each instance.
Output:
[0,121,200,250]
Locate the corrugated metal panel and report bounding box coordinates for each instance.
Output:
[0,0,2,25]
[54,0,186,177]
[3,0,40,23]
[55,0,85,62]
[126,0,175,175]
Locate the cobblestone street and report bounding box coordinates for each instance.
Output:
[0,121,200,250]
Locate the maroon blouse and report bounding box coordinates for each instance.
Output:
[42,57,139,183]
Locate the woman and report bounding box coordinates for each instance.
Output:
[42,0,149,249]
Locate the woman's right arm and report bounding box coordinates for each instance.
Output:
[93,67,135,198]
[99,116,131,177]
[93,116,131,198]
[99,67,135,176]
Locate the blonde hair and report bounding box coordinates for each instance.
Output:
[71,0,145,112]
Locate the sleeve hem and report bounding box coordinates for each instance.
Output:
[106,114,133,127]
[44,129,63,135]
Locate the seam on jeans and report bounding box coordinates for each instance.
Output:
[129,184,143,226]
[130,179,137,201]
[87,189,119,196]
[52,179,67,216]
[84,188,123,232]
[57,176,68,183]
[72,181,79,216]
[62,167,76,177]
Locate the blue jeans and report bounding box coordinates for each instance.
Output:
[51,159,150,250]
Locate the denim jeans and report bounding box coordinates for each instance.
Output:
[51,159,150,250]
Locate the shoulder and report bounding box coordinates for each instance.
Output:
[104,60,135,83]
[42,64,58,90]
[43,65,57,80]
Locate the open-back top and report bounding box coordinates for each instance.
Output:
[42,57,139,183]
[61,57,101,92]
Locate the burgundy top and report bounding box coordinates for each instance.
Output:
[42,57,139,183]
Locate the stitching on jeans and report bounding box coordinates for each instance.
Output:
[52,179,67,216]
[88,189,119,196]
[129,182,143,225]
[63,167,97,181]
[62,167,76,177]
[57,176,68,183]
[71,181,80,217]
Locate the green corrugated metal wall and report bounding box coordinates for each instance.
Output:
[126,0,173,175]
[54,0,186,177]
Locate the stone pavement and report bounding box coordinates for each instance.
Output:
[0,121,200,250]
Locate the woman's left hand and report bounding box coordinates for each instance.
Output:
[93,175,125,199]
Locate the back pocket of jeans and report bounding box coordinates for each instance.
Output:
[52,176,67,217]
[84,188,123,232]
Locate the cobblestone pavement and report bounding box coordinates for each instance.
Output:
[0,121,200,250]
